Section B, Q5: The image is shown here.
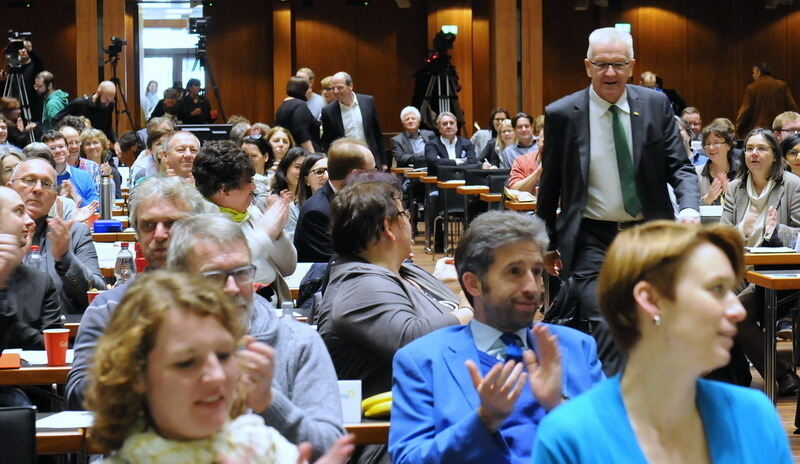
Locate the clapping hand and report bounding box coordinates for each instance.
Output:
[296,434,356,464]
[466,357,528,432]
[525,324,563,411]
[258,190,291,241]
[238,336,275,414]
[0,233,25,289]
[46,217,73,262]
[764,206,778,239]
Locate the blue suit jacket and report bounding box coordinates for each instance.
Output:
[389,323,604,464]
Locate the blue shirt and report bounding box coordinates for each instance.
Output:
[57,165,99,205]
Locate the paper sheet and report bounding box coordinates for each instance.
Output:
[36,411,95,429]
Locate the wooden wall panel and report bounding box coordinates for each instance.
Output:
[205,0,273,124]
[490,0,518,114]
[0,0,77,102]
[471,0,490,132]
[293,2,427,134]
[521,0,543,115]
[75,0,99,99]
[272,3,291,115]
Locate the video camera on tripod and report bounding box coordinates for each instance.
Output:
[104,37,127,59]
[188,16,226,121]
[413,31,463,130]
[4,30,32,70]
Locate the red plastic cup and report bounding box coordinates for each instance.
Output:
[43,329,70,366]
[87,290,102,304]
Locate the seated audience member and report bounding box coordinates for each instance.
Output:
[275,76,320,153]
[294,137,375,262]
[81,128,122,198]
[297,153,328,207]
[177,78,212,124]
[424,111,477,176]
[316,174,472,399]
[267,126,295,165]
[59,123,100,183]
[697,122,739,205]
[66,176,212,407]
[162,130,201,183]
[0,187,61,350]
[681,106,703,141]
[59,81,117,144]
[390,106,435,168]
[166,214,344,457]
[0,115,23,156]
[85,271,353,463]
[41,130,99,205]
[389,211,603,464]
[148,87,182,121]
[0,97,35,148]
[34,70,69,133]
[246,122,271,138]
[721,128,800,394]
[0,188,30,357]
[8,157,104,314]
[20,143,94,222]
[781,133,800,177]
[478,118,515,168]
[532,221,790,463]
[0,151,23,186]
[228,120,252,145]
[129,124,174,187]
[508,126,544,193]
[773,111,800,142]
[117,130,143,168]
[470,107,508,155]
[499,112,536,169]
[241,134,275,201]
[271,147,309,240]
[193,141,297,302]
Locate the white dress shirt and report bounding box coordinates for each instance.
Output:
[339,93,366,143]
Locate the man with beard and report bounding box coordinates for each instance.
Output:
[389,211,603,464]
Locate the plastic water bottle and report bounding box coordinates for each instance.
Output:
[100,174,114,220]
[24,245,45,271]
[113,242,136,287]
[279,300,294,320]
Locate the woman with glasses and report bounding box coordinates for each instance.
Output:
[721,128,800,395]
[780,133,800,177]
[241,134,274,201]
[697,122,739,205]
[297,153,328,206]
[271,147,309,240]
[315,175,472,448]
[470,107,508,155]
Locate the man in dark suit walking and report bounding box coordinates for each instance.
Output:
[321,72,385,169]
[294,137,376,263]
[536,27,699,375]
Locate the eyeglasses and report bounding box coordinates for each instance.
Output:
[323,87,333,91]
[779,129,800,135]
[201,264,257,287]
[786,149,800,158]
[744,145,771,155]
[310,167,327,176]
[587,60,630,72]
[12,176,56,191]
[702,142,726,149]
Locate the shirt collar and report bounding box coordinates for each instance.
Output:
[470,319,529,353]
[338,92,358,110]
[440,136,457,147]
[589,85,630,114]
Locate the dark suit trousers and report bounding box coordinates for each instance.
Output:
[572,219,629,376]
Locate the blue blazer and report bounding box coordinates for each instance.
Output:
[389,323,604,464]
[532,375,791,464]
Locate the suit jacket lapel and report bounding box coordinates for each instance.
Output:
[443,328,481,410]
[332,103,345,137]
[767,181,786,214]
[627,86,644,169]
[576,90,591,183]
[401,133,414,154]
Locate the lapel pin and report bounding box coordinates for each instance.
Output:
[633,111,640,117]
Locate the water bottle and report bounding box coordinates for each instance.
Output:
[24,245,45,271]
[279,300,295,320]
[113,242,136,287]
[100,174,113,220]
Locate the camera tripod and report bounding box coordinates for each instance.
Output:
[2,67,35,144]
[419,71,463,130]
[104,53,136,133]
[193,48,226,122]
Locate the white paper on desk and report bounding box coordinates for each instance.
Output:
[36,411,95,429]
[699,205,723,217]
[338,380,362,424]
[18,349,74,365]
[745,247,796,254]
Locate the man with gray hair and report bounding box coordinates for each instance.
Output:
[424,111,476,176]
[321,71,386,169]
[537,27,699,375]
[389,211,603,464]
[167,214,345,459]
[66,176,213,407]
[390,106,435,168]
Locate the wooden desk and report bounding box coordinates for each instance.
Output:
[744,252,800,266]
[505,201,536,212]
[36,421,391,454]
[405,170,427,179]
[746,269,800,403]
[0,365,70,386]
[92,232,137,243]
[391,167,412,175]
[479,193,502,203]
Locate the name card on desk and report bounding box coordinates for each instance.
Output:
[338,380,362,424]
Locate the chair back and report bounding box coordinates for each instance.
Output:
[0,405,36,464]
[465,168,510,186]
[488,174,510,194]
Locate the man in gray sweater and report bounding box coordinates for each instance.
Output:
[66,178,344,458]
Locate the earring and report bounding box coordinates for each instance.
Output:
[652,314,662,326]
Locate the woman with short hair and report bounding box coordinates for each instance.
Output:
[274,76,320,153]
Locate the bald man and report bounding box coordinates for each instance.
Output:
[59,80,118,144]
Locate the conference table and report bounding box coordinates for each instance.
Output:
[36,418,391,454]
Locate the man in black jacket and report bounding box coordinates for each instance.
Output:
[59,81,117,144]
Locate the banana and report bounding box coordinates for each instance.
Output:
[361,391,392,412]
[364,399,392,418]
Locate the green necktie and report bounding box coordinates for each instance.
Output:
[609,105,641,217]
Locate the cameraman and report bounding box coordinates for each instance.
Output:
[58,81,119,152]
[177,78,212,124]
[1,37,45,123]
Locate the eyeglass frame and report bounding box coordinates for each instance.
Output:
[586,59,631,72]
[785,149,800,159]
[702,142,728,149]
[200,264,257,286]
[743,145,771,155]
[310,167,328,176]
[11,176,57,192]
[778,128,800,135]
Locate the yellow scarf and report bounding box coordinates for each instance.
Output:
[218,206,250,223]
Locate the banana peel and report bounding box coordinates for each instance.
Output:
[362,391,392,418]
